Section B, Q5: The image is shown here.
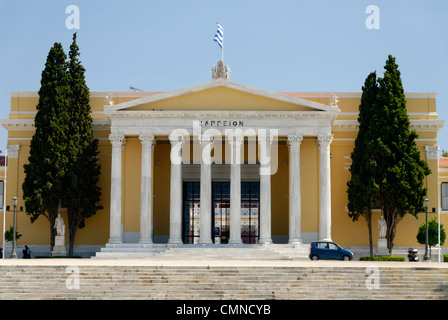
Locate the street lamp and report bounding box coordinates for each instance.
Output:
[423,198,430,261]
[10,197,18,259]
[6,197,23,259]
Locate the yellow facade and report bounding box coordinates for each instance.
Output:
[1,81,446,256]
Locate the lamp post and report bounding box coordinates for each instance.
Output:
[10,196,18,259]
[423,198,430,261]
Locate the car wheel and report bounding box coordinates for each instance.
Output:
[342,255,350,261]
[311,255,318,261]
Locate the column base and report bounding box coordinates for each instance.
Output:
[138,239,153,245]
[107,238,123,245]
[228,239,243,245]
[288,239,302,245]
[259,238,273,245]
[168,239,183,245]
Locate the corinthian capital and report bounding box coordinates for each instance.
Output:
[199,134,214,147]
[317,135,333,148]
[228,132,244,146]
[109,134,125,146]
[425,145,439,160]
[169,133,185,146]
[287,135,303,146]
[6,144,20,158]
[139,134,156,150]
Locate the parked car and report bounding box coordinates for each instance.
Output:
[309,241,353,261]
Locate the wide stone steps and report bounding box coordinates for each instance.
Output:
[94,244,310,260]
[0,265,446,300]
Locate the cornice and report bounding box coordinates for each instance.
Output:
[333,119,445,132]
[0,118,110,130]
[11,91,438,99]
[105,110,338,121]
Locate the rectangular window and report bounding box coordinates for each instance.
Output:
[0,181,3,209]
[442,183,448,211]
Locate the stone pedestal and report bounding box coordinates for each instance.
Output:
[375,238,390,256]
[52,235,67,257]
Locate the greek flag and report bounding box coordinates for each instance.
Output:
[213,23,223,49]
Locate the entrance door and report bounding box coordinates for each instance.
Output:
[241,182,260,244]
[183,182,201,244]
[183,181,260,244]
[212,182,231,244]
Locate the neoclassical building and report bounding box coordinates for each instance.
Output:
[0,62,446,257]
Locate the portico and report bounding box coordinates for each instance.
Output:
[103,76,339,247]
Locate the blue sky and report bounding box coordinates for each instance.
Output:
[0,0,447,152]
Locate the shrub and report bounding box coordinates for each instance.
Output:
[35,255,82,259]
[359,256,405,261]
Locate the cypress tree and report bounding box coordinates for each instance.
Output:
[63,33,102,256]
[347,71,380,257]
[375,55,430,253]
[22,43,71,250]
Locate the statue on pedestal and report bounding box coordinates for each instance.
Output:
[375,214,390,256]
[55,213,65,237]
[52,213,67,256]
[378,215,387,239]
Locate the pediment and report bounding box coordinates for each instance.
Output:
[104,79,338,114]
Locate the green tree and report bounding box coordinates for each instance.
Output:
[347,71,380,257]
[417,217,446,256]
[22,42,71,250]
[375,55,431,253]
[63,33,102,256]
[4,226,22,243]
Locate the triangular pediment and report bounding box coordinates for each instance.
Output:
[104,79,338,113]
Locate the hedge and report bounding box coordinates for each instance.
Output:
[359,256,406,262]
[34,255,82,259]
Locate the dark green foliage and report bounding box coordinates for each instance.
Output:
[22,35,101,253]
[22,42,71,249]
[63,33,102,256]
[416,217,446,252]
[359,256,405,262]
[375,55,430,252]
[347,71,380,257]
[347,55,430,254]
[4,226,22,243]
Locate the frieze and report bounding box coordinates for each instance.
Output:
[107,111,338,121]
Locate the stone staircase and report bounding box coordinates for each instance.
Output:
[94,243,310,260]
[0,263,447,300]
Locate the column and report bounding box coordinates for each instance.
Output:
[228,132,243,245]
[108,134,125,244]
[287,135,303,244]
[139,134,156,244]
[199,134,214,244]
[168,133,184,245]
[317,134,333,241]
[258,135,273,244]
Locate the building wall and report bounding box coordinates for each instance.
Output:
[1,91,445,252]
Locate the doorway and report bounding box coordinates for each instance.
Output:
[182,181,260,244]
